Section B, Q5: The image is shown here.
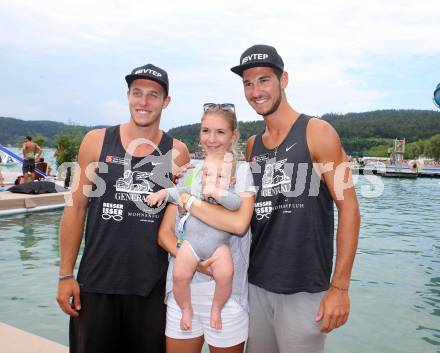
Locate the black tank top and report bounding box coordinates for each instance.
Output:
[249,114,334,294]
[77,125,174,296]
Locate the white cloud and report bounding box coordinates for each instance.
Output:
[0,0,439,129]
[96,100,129,125]
[0,96,47,119]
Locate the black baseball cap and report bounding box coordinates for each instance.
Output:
[125,64,169,95]
[231,44,284,77]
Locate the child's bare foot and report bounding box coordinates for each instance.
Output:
[180,308,193,331]
[210,307,222,330]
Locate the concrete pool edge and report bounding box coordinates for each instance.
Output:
[0,322,68,353]
[0,203,66,217]
[0,190,69,217]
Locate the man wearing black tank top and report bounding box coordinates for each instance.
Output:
[56,64,190,353]
[231,45,360,353]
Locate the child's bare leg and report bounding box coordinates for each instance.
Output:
[210,244,234,330]
[173,241,199,331]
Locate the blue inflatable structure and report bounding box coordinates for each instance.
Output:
[434,83,440,108]
[0,144,48,178]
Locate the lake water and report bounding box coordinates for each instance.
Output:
[0,176,439,352]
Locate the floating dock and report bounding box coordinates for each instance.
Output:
[0,322,68,353]
[354,166,440,178]
[377,170,418,178]
[0,190,68,217]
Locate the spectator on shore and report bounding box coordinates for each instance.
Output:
[0,155,4,187]
[34,157,51,181]
[22,136,42,183]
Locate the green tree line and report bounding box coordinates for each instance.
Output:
[2,110,440,159]
[0,116,97,146]
[168,110,440,158]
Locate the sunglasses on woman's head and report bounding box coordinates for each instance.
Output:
[203,103,235,113]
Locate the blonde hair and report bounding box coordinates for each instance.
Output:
[201,106,240,154]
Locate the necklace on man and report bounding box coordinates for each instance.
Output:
[273,145,279,159]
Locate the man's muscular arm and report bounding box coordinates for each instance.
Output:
[171,139,191,183]
[308,118,360,333]
[35,143,43,160]
[56,129,104,317]
[245,135,256,162]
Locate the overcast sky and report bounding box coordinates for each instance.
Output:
[1,0,439,131]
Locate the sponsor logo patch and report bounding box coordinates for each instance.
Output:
[115,170,154,194]
[134,68,162,77]
[252,153,269,163]
[105,155,131,166]
[242,53,269,64]
[101,202,124,221]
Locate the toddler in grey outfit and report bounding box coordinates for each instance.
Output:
[166,177,241,260]
[146,152,240,331]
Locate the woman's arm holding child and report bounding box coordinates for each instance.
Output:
[187,193,254,235]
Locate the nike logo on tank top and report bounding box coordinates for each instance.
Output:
[249,114,334,294]
[77,125,174,296]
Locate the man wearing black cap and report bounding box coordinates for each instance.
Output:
[57,63,190,353]
[231,45,360,353]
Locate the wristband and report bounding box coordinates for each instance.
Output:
[330,283,349,291]
[185,195,196,212]
[179,193,191,207]
[58,274,74,281]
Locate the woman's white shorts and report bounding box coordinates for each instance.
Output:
[165,281,248,348]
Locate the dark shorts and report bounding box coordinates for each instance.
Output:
[22,159,35,173]
[69,280,166,353]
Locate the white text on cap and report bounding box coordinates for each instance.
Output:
[241,53,269,64]
[134,68,162,77]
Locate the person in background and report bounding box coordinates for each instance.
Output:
[0,166,4,187]
[22,136,42,183]
[34,157,50,181]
